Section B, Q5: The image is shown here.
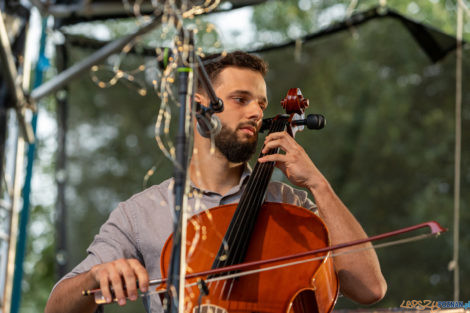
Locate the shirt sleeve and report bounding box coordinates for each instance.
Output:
[52,201,141,289]
[266,181,318,213]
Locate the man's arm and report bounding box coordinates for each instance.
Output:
[45,270,99,313]
[258,131,387,304]
[45,258,149,313]
[307,178,387,304]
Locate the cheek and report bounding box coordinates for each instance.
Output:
[217,110,241,126]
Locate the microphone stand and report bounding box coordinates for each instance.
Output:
[165,33,225,313]
[165,28,195,313]
[195,55,224,115]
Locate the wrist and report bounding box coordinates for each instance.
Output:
[87,266,101,289]
[307,176,330,197]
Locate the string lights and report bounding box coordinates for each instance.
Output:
[88,0,224,172]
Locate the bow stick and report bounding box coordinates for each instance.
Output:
[83,220,446,304]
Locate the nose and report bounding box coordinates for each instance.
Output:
[246,100,263,122]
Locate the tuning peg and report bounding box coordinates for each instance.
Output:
[292,114,326,130]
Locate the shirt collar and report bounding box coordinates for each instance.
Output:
[189,163,252,197]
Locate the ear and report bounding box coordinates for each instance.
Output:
[194,92,208,106]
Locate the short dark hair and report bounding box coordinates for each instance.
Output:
[198,51,268,91]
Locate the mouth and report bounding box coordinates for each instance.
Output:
[239,126,256,136]
[237,123,257,137]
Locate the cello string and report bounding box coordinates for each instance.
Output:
[225,118,286,274]
[187,116,295,301]
[226,117,287,264]
[231,112,318,269]
[216,117,285,270]
[211,117,282,269]
[208,120,273,292]
[219,118,290,300]
[223,278,236,306]
[211,117,285,299]
[228,117,285,254]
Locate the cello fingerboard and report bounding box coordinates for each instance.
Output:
[210,115,291,274]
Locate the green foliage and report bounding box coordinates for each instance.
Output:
[257,6,469,306]
[252,0,470,43]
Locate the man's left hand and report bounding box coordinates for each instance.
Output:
[258,131,324,190]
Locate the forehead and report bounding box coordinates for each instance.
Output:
[214,67,267,96]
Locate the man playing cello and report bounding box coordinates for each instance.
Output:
[45,51,387,313]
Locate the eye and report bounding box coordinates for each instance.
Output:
[233,97,247,104]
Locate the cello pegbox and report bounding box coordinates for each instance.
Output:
[281,88,309,115]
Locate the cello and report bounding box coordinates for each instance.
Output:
[160,88,339,313]
[84,88,446,311]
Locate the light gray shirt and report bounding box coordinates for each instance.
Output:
[57,168,316,312]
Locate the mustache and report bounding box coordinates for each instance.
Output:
[237,121,259,131]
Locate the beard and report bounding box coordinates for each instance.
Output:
[214,121,258,163]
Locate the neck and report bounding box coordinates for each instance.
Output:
[189,143,245,196]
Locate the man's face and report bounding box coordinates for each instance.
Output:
[199,67,268,163]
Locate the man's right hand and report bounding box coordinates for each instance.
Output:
[45,258,149,313]
[90,258,149,306]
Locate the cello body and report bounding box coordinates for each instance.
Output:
[160,202,339,313]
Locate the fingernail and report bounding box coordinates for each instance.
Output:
[118,299,126,306]
[141,286,148,293]
[106,297,111,303]
[130,294,137,301]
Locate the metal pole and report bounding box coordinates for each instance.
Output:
[54,42,69,279]
[452,0,463,302]
[1,129,25,313]
[30,16,162,102]
[0,82,7,196]
[0,9,33,143]
[10,16,48,313]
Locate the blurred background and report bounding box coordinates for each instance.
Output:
[1,0,469,312]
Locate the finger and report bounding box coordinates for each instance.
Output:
[99,273,113,304]
[262,138,297,154]
[129,259,149,293]
[120,262,138,301]
[264,131,297,143]
[261,138,283,154]
[258,153,288,164]
[264,131,288,141]
[108,269,126,306]
[263,135,297,154]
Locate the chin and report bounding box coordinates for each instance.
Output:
[240,137,257,145]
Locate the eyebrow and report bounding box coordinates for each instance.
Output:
[230,90,268,105]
